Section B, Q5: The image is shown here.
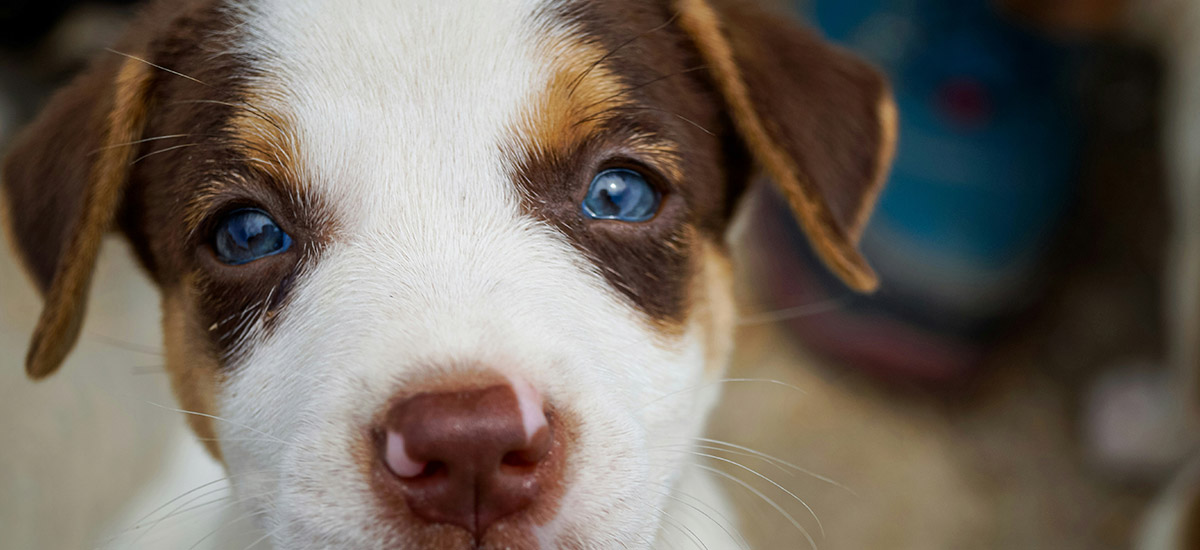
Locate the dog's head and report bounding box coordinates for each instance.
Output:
[2,0,894,547]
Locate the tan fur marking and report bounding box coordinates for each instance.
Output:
[163,288,224,460]
[227,99,301,183]
[519,38,683,180]
[696,242,736,375]
[674,0,880,292]
[850,93,898,242]
[26,58,154,379]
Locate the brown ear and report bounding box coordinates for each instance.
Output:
[675,0,897,292]
[1,55,154,379]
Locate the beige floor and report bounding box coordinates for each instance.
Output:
[0,238,231,550]
[711,320,1149,550]
[0,235,1151,549]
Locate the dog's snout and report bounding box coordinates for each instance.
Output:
[377,376,554,536]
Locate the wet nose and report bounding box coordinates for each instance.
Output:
[377,376,553,536]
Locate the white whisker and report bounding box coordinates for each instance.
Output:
[685,451,824,538]
[647,482,751,550]
[105,48,210,86]
[693,437,856,496]
[736,297,848,326]
[690,463,817,550]
[130,143,201,165]
[143,401,288,446]
[89,133,195,155]
[653,503,709,550]
[187,509,269,550]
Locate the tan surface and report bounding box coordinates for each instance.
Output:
[0,238,182,550]
[708,316,1149,549]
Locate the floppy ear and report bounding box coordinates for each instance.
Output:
[674,0,897,292]
[1,54,154,380]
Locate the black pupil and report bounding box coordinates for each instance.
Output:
[602,186,626,211]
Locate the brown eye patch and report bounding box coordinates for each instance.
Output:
[508,0,747,329]
[180,155,331,362]
[120,68,330,363]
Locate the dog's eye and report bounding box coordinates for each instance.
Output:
[581,168,660,222]
[213,209,292,265]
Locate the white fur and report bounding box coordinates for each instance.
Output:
[204,1,734,547]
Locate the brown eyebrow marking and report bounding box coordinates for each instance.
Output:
[176,94,309,242]
[521,39,635,153]
[562,12,680,99]
[224,95,303,182]
[509,28,692,182]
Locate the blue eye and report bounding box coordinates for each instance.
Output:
[581,168,660,222]
[213,209,292,265]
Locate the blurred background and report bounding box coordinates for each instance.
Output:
[1,0,1197,548]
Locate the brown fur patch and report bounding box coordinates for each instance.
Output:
[520,40,682,179]
[2,0,328,461]
[113,9,330,364]
[674,0,893,292]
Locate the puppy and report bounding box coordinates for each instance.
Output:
[1,0,894,548]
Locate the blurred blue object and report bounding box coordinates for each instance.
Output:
[759,0,1080,381]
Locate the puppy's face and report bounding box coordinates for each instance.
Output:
[2,0,894,548]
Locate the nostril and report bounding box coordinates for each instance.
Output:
[418,460,446,478]
[501,450,538,468]
[500,423,553,469]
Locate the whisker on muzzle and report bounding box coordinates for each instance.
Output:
[645,482,752,550]
[651,502,710,550]
[97,469,276,548]
[187,509,271,550]
[238,517,292,550]
[143,401,288,446]
[687,462,818,550]
[687,437,856,496]
[681,450,825,539]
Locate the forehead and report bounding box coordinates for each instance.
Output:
[235,0,562,225]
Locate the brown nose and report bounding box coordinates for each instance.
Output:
[377,379,553,536]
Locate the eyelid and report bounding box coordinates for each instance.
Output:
[184,167,300,246]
